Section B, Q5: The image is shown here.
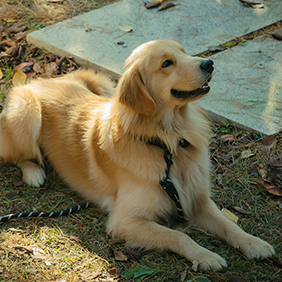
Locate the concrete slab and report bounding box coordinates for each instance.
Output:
[200,36,282,135]
[27,0,282,79]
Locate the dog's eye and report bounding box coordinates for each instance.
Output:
[162,60,173,68]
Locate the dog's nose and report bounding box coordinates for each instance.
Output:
[200,60,214,73]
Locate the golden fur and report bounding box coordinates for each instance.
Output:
[0,40,275,271]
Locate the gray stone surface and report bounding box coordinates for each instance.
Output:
[27,0,282,79]
[201,36,282,135]
[201,37,282,134]
[27,0,282,134]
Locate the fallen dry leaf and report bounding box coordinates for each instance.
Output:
[12,202,22,213]
[118,22,133,33]
[11,245,33,255]
[221,208,239,223]
[257,163,267,179]
[211,197,223,206]
[46,62,59,76]
[30,246,47,261]
[255,178,282,196]
[0,51,10,57]
[272,29,282,41]
[180,270,187,281]
[233,206,252,215]
[12,180,24,187]
[248,166,258,176]
[48,0,64,3]
[238,0,264,8]
[111,248,128,262]
[12,69,27,86]
[79,271,102,280]
[108,267,117,276]
[68,235,81,242]
[157,2,176,11]
[3,39,15,47]
[208,45,225,52]
[0,69,2,79]
[261,134,277,148]
[14,62,34,73]
[33,63,45,74]
[12,245,47,261]
[267,154,282,167]
[14,31,27,41]
[124,249,142,260]
[5,44,18,57]
[221,134,235,142]
[145,1,161,9]
[8,23,27,33]
[241,149,255,159]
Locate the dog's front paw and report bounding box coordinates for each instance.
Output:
[191,250,227,272]
[22,163,46,187]
[238,235,275,260]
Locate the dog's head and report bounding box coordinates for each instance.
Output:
[117,40,213,116]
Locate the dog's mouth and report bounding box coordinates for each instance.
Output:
[171,81,210,99]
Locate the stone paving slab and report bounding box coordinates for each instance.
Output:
[26,0,282,134]
[27,0,282,79]
[200,36,282,135]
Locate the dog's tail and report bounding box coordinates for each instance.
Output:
[69,69,115,98]
[0,85,43,165]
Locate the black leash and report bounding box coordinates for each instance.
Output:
[147,137,190,221]
[1,138,189,223]
[0,203,90,223]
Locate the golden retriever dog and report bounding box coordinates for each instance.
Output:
[0,40,275,271]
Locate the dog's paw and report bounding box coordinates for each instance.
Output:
[237,235,275,260]
[22,164,46,187]
[191,250,227,272]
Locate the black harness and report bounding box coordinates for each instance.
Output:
[147,137,190,221]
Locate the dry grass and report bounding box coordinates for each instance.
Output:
[0,1,281,281]
[0,0,116,26]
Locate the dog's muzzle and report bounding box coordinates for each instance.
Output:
[171,60,213,99]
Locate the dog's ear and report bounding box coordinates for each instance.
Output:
[118,64,156,116]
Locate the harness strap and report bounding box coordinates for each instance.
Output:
[147,137,189,221]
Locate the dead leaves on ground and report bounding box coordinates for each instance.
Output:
[272,29,282,41]
[12,69,27,86]
[157,2,176,11]
[221,208,239,223]
[212,130,282,197]
[232,206,253,215]
[10,244,48,261]
[211,128,282,228]
[110,247,142,262]
[145,2,161,9]
[118,22,133,33]
[145,1,177,11]
[255,179,282,196]
[238,0,264,9]
[0,23,78,89]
